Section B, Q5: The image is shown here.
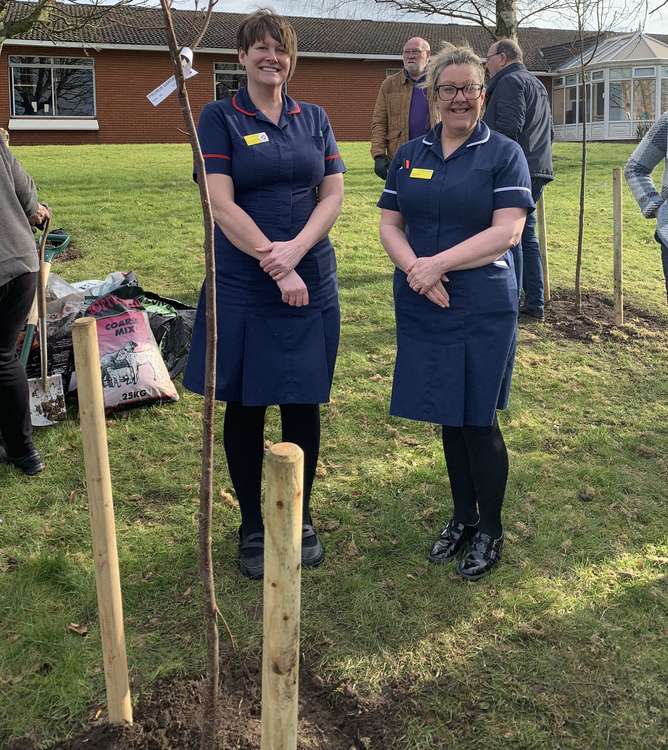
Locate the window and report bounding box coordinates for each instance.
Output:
[552,87,565,125]
[565,84,578,124]
[609,80,632,121]
[214,62,246,99]
[633,66,655,77]
[385,68,402,78]
[592,81,605,122]
[10,56,95,117]
[634,78,655,121]
[610,67,632,80]
[591,70,604,81]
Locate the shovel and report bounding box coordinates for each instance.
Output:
[26,218,67,427]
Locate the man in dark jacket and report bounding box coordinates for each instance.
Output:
[484,38,554,321]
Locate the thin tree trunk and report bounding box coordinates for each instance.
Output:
[158,3,219,748]
[574,42,588,313]
[495,0,518,40]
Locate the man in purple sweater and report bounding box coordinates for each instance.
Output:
[371,37,438,180]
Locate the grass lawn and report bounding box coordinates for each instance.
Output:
[0,141,666,749]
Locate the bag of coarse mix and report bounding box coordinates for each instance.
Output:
[85,293,178,412]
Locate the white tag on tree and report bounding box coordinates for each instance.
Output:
[147,47,198,107]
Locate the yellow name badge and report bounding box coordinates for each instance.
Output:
[244,132,269,146]
[409,167,433,180]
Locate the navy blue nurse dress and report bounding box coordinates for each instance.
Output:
[183,87,346,405]
[377,121,534,427]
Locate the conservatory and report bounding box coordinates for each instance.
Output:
[552,32,668,141]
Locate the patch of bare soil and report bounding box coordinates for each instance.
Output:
[533,289,666,343]
[52,242,83,263]
[9,658,402,750]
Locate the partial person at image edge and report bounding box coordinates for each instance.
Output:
[370,37,439,181]
[182,10,346,580]
[483,38,554,322]
[378,45,533,580]
[624,112,668,303]
[0,141,50,476]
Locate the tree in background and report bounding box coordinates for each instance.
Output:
[0,0,137,51]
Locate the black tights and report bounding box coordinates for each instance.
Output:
[441,417,508,539]
[223,401,320,536]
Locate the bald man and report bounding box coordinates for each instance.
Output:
[371,37,438,180]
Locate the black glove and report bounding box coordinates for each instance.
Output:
[374,155,390,181]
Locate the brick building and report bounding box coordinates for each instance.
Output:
[1,2,589,145]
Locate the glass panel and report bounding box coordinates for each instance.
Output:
[214,62,244,72]
[633,67,655,77]
[609,80,632,121]
[12,66,53,115]
[54,67,94,116]
[593,81,605,122]
[610,67,632,80]
[215,71,246,99]
[555,77,564,86]
[634,78,655,121]
[565,86,578,124]
[9,56,52,66]
[578,83,586,124]
[591,70,604,80]
[662,66,668,78]
[566,74,578,85]
[553,87,565,125]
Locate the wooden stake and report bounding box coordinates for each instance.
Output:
[613,167,624,325]
[537,193,550,303]
[72,318,132,725]
[261,443,304,750]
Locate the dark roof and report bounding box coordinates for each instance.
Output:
[2,1,647,73]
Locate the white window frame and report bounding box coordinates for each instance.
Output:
[9,55,96,119]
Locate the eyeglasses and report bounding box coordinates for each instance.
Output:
[436,83,484,101]
[403,48,427,56]
[485,51,504,62]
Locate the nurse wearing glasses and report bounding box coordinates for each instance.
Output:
[378,45,533,580]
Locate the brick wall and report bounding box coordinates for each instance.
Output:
[0,46,391,145]
[0,46,553,145]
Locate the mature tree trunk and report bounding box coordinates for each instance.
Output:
[496,0,518,39]
[158,3,220,749]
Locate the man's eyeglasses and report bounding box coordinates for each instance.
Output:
[485,51,504,62]
[403,48,427,56]
[435,83,484,101]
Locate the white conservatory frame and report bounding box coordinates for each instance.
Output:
[552,33,668,141]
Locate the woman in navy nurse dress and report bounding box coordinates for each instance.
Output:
[183,10,345,579]
[378,46,533,580]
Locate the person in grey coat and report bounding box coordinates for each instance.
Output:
[0,141,50,475]
[483,38,554,321]
[624,112,668,303]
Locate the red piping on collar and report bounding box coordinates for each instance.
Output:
[232,94,256,116]
[287,101,301,115]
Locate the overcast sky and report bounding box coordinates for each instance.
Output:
[188,0,668,35]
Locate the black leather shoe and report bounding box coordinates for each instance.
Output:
[428,519,477,564]
[7,448,45,476]
[239,530,264,580]
[519,305,545,322]
[457,532,503,580]
[301,523,324,568]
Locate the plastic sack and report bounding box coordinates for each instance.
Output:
[85,293,178,412]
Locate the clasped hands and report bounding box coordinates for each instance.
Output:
[257,239,309,307]
[406,256,450,309]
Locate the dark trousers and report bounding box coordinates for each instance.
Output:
[520,181,547,312]
[0,272,37,457]
[654,233,668,302]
